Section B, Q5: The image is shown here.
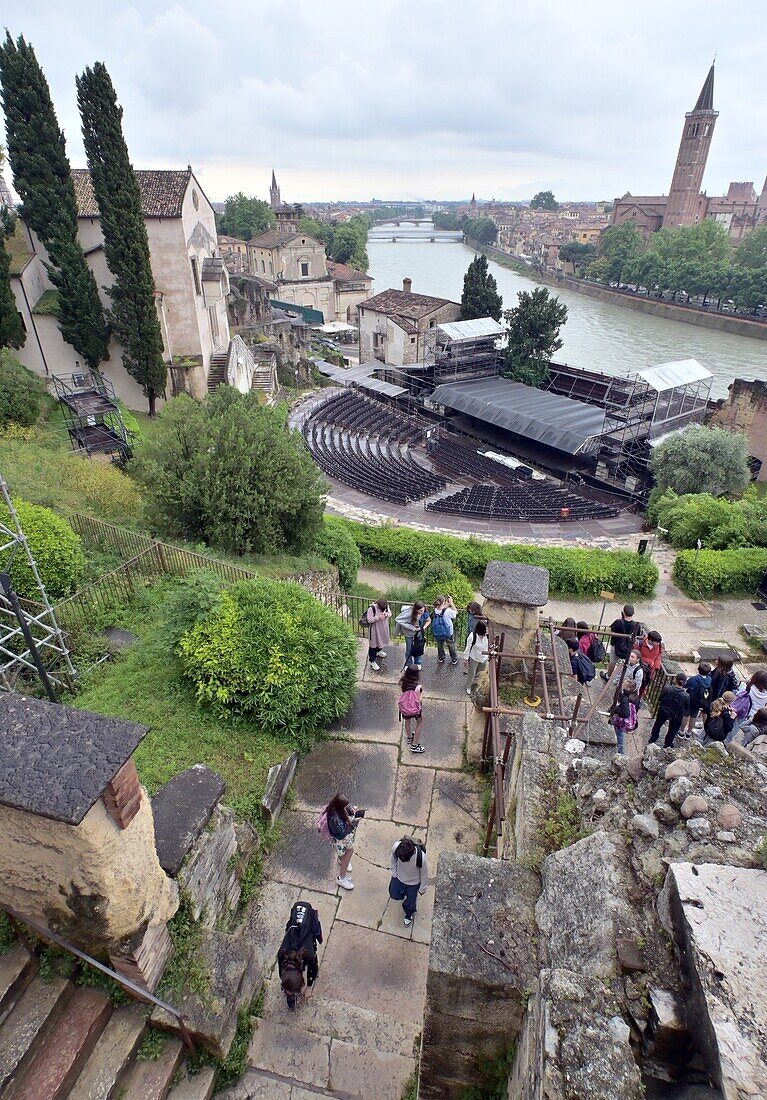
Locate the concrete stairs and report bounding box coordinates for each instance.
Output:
[207,352,228,391]
[0,942,217,1100]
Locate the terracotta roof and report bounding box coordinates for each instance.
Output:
[71,168,192,218]
[390,313,418,335]
[249,229,294,248]
[360,288,456,318]
[327,260,371,284]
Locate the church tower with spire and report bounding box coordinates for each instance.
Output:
[663,64,718,228]
[269,169,281,210]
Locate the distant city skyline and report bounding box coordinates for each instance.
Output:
[2,1,765,205]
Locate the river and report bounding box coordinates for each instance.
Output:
[366,226,767,398]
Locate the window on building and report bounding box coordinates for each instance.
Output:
[301,262,310,277]
[429,319,435,328]
[410,337,416,344]
[261,260,265,273]
[190,256,202,295]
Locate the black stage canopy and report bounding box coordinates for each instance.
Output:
[430,378,610,455]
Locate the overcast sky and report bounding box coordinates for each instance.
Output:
[2,0,766,205]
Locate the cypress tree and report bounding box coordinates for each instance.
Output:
[0,34,109,367]
[76,62,166,415]
[460,254,503,321]
[0,209,25,349]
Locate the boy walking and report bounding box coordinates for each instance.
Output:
[389,837,429,927]
[648,674,690,748]
[431,596,458,666]
[601,604,639,682]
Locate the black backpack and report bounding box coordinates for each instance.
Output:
[281,902,319,956]
[410,628,425,659]
[587,634,606,663]
[572,651,596,683]
[704,714,726,742]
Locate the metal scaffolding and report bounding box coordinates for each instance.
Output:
[0,476,75,696]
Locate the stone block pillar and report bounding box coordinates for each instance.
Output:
[419,851,539,1099]
[480,561,549,689]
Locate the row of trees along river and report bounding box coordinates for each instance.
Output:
[366,223,767,399]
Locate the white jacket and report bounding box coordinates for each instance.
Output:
[463,631,489,663]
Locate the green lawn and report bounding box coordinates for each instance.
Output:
[72,581,295,821]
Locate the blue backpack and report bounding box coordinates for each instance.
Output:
[431,610,452,640]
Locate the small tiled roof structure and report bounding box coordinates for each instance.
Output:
[71,168,192,218]
[0,694,149,825]
[360,288,456,319]
[201,256,225,282]
[327,260,371,284]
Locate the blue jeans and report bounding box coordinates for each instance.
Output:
[613,723,624,753]
[389,877,420,918]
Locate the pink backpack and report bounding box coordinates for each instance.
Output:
[316,809,332,843]
[398,688,421,718]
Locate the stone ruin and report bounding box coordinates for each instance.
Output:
[421,562,767,1100]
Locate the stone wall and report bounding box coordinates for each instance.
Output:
[707,378,767,480]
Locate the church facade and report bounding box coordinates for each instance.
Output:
[611,65,767,243]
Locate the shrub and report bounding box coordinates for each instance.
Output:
[0,499,84,599]
[0,350,47,428]
[673,548,767,596]
[417,559,475,607]
[651,488,767,550]
[650,424,750,497]
[332,520,658,598]
[313,518,361,590]
[179,577,357,739]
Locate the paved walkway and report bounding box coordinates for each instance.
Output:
[224,641,482,1100]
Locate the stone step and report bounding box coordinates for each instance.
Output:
[0,943,37,1025]
[6,985,113,1099]
[246,1018,415,1100]
[214,1068,326,1099]
[68,1002,148,1099]
[0,975,74,1094]
[116,1035,184,1100]
[166,1064,216,1099]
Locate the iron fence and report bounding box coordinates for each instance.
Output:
[323,591,471,649]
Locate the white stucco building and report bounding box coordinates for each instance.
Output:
[10,167,231,408]
[357,281,461,366]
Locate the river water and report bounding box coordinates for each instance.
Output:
[367,226,767,398]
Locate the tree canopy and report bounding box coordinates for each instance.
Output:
[558,241,597,274]
[298,215,332,247]
[501,287,568,387]
[463,217,497,245]
[586,222,644,284]
[650,424,750,498]
[530,191,559,211]
[136,388,328,554]
[328,215,370,271]
[0,33,109,367]
[219,193,275,240]
[77,62,166,415]
[460,254,503,321]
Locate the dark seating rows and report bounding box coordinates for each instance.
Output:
[427,483,620,522]
[429,438,526,485]
[311,390,426,444]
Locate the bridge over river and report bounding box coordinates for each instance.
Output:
[368,220,464,243]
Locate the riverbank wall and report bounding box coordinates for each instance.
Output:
[467,239,767,342]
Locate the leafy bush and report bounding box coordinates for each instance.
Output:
[650,488,767,550]
[135,389,327,554]
[180,578,357,739]
[650,425,750,497]
[313,518,361,590]
[417,559,475,607]
[152,570,225,651]
[332,520,657,598]
[673,548,767,595]
[0,350,47,428]
[0,499,84,599]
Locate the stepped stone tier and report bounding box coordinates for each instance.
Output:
[0,694,177,984]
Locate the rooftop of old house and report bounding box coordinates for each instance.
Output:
[0,694,148,825]
[71,168,193,219]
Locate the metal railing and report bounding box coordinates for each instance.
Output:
[323,591,471,649]
[1,904,195,1053]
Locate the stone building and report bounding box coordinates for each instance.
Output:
[707,378,767,481]
[611,64,767,242]
[357,280,461,366]
[10,167,231,407]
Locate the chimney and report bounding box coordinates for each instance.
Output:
[403,278,412,294]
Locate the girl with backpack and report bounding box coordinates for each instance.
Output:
[277,900,323,1010]
[463,620,489,695]
[395,602,430,670]
[398,667,425,753]
[729,669,767,742]
[317,793,364,890]
[389,837,429,927]
[609,680,638,754]
[700,693,736,745]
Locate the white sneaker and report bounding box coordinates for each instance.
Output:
[337,876,354,891]
[369,661,380,670]
[378,651,387,658]
[338,861,353,874]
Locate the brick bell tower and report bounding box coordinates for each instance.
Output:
[663,64,718,229]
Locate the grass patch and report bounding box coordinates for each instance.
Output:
[157,894,210,1005]
[458,1040,517,1099]
[136,1029,169,1061]
[71,579,296,821]
[0,913,16,955]
[75,961,132,1005]
[529,763,589,868]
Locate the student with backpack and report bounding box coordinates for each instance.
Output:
[576,621,607,664]
[430,596,458,666]
[317,793,364,890]
[600,604,639,681]
[389,837,429,927]
[700,693,736,745]
[277,900,323,1010]
[710,656,739,701]
[463,620,489,694]
[623,650,645,698]
[635,630,663,700]
[395,602,430,670]
[684,661,712,737]
[729,670,767,742]
[609,680,638,754]
[398,667,425,753]
[648,673,690,748]
[566,637,596,685]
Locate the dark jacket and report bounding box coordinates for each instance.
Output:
[686,673,712,713]
[610,617,640,659]
[659,684,690,719]
[710,668,738,700]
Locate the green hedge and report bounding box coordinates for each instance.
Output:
[673,548,767,595]
[313,518,361,590]
[326,518,658,598]
[0,499,84,600]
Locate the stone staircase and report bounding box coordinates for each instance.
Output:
[0,942,216,1100]
[207,352,228,392]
